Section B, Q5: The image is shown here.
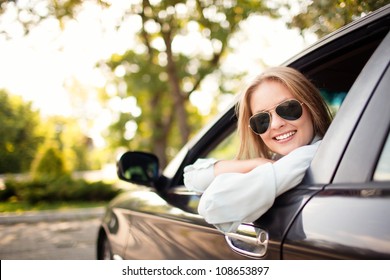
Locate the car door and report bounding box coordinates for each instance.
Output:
[122,8,390,260]
[252,13,390,259]
[122,111,250,260]
[283,36,390,259]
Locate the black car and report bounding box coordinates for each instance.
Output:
[97,5,390,260]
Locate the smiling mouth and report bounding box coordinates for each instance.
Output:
[274,131,296,141]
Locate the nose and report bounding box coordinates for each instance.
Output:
[269,111,286,131]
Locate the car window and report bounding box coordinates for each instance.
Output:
[180,22,388,187]
[204,88,345,161]
[205,89,346,161]
[320,90,347,117]
[207,130,239,159]
[202,37,382,161]
[301,30,388,117]
[373,130,390,181]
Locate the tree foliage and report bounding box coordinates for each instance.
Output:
[30,141,68,180]
[287,0,389,38]
[101,0,275,167]
[33,115,97,173]
[1,0,388,170]
[0,90,43,173]
[0,0,105,37]
[0,90,94,174]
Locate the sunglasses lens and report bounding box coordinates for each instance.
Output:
[250,113,270,134]
[249,100,303,135]
[276,99,303,120]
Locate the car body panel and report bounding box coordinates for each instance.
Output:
[284,185,390,259]
[334,64,390,183]
[103,188,247,259]
[283,63,390,259]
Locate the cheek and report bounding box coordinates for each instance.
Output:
[259,133,275,151]
[299,111,314,142]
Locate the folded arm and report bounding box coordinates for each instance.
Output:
[184,157,273,193]
[184,141,321,233]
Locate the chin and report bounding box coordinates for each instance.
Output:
[274,142,301,156]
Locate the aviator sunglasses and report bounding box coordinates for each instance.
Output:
[249,99,304,135]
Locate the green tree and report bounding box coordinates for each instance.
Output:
[36,115,97,172]
[2,0,386,168]
[1,0,276,168]
[287,0,389,38]
[0,0,96,36]
[101,0,275,167]
[0,90,43,173]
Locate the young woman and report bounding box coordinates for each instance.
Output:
[184,66,333,233]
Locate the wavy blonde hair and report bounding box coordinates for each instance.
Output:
[236,66,332,160]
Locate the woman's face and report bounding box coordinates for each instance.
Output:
[250,80,314,156]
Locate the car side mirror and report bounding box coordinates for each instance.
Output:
[117,151,159,186]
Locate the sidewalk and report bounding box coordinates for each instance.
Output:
[0,206,106,225]
[0,210,103,259]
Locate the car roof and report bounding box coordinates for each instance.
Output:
[283,4,390,68]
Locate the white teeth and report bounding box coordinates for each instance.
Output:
[275,131,295,140]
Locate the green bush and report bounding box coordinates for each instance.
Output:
[30,142,68,180]
[0,176,122,204]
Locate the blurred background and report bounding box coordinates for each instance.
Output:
[0,0,388,259]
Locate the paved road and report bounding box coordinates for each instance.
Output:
[0,208,104,260]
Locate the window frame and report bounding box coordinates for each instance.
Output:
[373,130,390,182]
[333,62,390,184]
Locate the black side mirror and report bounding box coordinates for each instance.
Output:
[117,151,159,186]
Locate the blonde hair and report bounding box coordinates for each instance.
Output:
[236,66,332,160]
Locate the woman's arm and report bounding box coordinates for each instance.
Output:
[214,158,274,176]
[198,141,321,233]
[184,158,274,193]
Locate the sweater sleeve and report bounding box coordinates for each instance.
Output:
[198,140,321,233]
[183,158,217,193]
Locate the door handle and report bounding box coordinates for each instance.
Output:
[225,224,269,258]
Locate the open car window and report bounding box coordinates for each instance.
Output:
[173,19,389,188]
[204,89,348,161]
[207,130,239,160]
[205,27,388,159]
